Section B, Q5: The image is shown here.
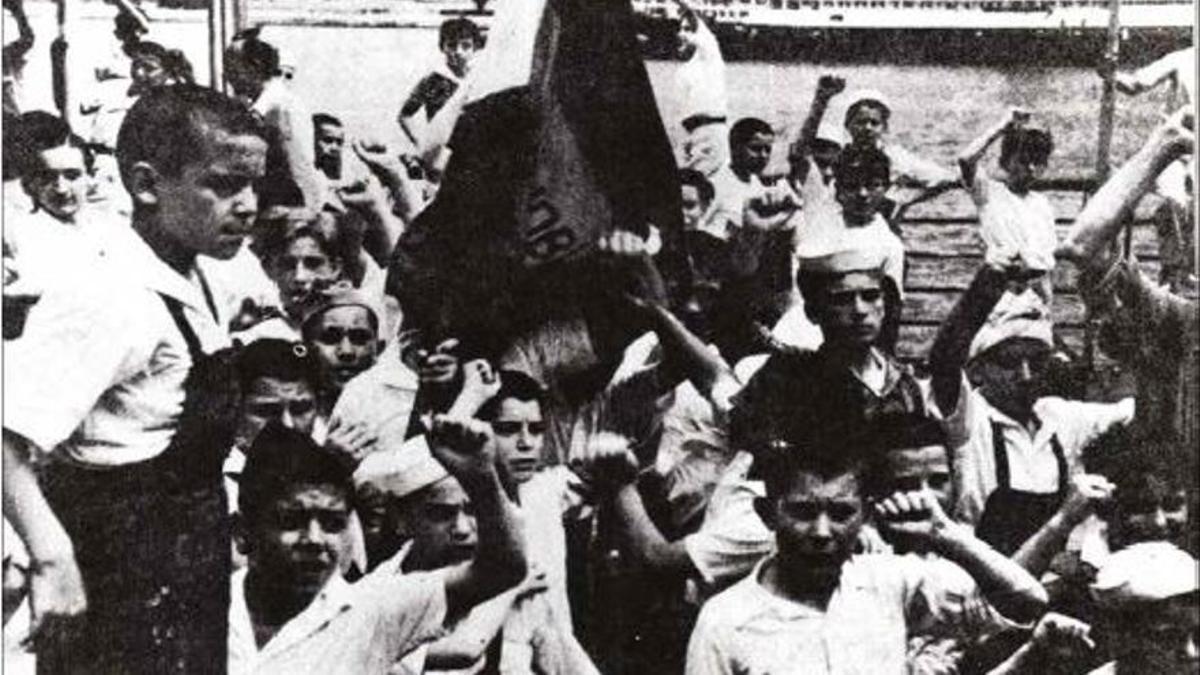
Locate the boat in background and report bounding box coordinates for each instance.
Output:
[633,0,1193,64]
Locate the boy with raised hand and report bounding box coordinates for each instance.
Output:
[231,413,526,674]
[958,108,1057,306]
[928,259,1133,556]
[685,429,1045,675]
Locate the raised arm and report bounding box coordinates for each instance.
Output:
[926,262,1012,416]
[1113,49,1186,96]
[876,489,1048,623]
[2,430,86,641]
[427,415,527,619]
[790,75,845,184]
[1011,474,1114,576]
[584,433,695,573]
[958,109,1028,187]
[1058,110,1194,279]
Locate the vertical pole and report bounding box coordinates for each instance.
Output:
[208,0,224,91]
[1094,0,1120,183]
[51,0,69,121]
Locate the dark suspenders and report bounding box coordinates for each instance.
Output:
[990,421,1068,495]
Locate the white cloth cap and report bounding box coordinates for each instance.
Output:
[1091,542,1200,609]
[968,289,1054,361]
[353,436,449,499]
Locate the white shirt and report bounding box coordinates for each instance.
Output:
[685,553,1007,675]
[5,226,229,466]
[951,389,1135,526]
[330,341,420,454]
[683,452,772,598]
[707,164,764,240]
[228,561,446,674]
[969,170,1058,272]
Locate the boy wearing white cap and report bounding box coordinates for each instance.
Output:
[928,261,1134,555]
[302,282,387,414]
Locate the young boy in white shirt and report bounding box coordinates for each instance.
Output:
[958,108,1057,306]
[685,430,1046,675]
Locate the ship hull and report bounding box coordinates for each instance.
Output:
[636,16,1192,65]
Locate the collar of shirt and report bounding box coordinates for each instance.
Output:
[251,77,290,117]
[105,224,215,316]
[229,566,355,671]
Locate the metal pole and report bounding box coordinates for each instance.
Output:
[208,0,224,90]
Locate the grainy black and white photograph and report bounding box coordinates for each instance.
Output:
[0,0,1196,671]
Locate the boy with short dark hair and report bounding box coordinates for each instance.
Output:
[958,108,1058,305]
[686,431,1046,674]
[231,416,526,673]
[4,84,268,671]
[397,17,483,152]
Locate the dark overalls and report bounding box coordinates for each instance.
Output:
[38,292,240,674]
[976,421,1069,556]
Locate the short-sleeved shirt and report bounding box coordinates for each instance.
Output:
[227,562,447,674]
[968,170,1058,272]
[4,226,228,466]
[682,452,772,596]
[950,389,1134,526]
[706,164,764,240]
[400,71,460,122]
[685,554,1008,675]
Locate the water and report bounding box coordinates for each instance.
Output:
[15,3,1176,215]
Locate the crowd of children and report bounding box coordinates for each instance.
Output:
[1,3,1197,674]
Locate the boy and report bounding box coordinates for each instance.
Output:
[398,18,482,153]
[4,85,267,671]
[958,108,1057,305]
[795,145,905,298]
[928,261,1134,555]
[685,432,1046,674]
[230,417,527,673]
[301,284,387,410]
[357,442,597,674]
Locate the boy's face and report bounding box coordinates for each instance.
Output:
[223,50,262,100]
[846,105,888,147]
[732,132,774,177]
[812,271,885,350]
[835,172,889,225]
[25,144,87,223]
[491,398,546,486]
[680,184,708,230]
[270,235,341,319]
[147,128,266,261]
[314,122,344,176]
[880,444,953,514]
[243,483,353,600]
[442,37,478,78]
[130,54,168,95]
[404,477,478,570]
[763,469,864,587]
[973,337,1050,422]
[1114,476,1189,549]
[235,375,318,450]
[308,305,379,391]
[1000,152,1046,195]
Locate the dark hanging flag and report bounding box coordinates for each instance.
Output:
[388,0,683,367]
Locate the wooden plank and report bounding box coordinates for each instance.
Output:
[899,222,1161,259]
[904,256,1162,293]
[900,291,1089,326]
[896,324,1091,361]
